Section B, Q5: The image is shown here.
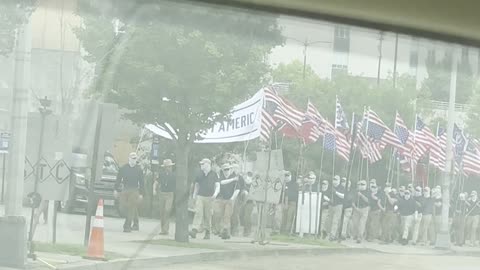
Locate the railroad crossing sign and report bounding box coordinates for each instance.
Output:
[49,159,71,184]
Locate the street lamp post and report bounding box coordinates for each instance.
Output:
[436,46,458,249]
[27,96,52,259]
[285,37,332,80]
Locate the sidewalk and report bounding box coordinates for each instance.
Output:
[2,207,480,269]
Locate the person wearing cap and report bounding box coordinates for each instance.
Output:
[340,177,353,240]
[241,171,256,237]
[453,192,468,246]
[411,186,424,245]
[352,180,370,244]
[419,186,435,246]
[213,163,243,239]
[325,175,345,241]
[319,180,331,239]
[190,158,220,239]
[153,159,176,235]
[366,182,382,242]
[115,152,145,233]
[280,171,299,235]
[380,184,398,244]
[466,190,480,246]
[230,164,247,237]
[432,186,443,238]
[397,189,416,245]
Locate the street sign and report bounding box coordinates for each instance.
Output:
[0,132,10,154]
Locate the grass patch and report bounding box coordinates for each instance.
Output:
[270,235,344,248]
[134,239,227,250]
[34,242,124,259]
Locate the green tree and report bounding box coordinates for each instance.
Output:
[76,0,283,242]
[466,87,480,137]
[0,0,36,56]
[421,49,474,104]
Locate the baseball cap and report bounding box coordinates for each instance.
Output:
[199,158,211,165]
[129,152,138,159]
[221,163,232,170]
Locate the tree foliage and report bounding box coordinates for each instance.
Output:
[0,0,36,56]
[76,0,284,242]
[420,49,474,104]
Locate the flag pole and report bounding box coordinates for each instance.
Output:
[315,140,325,238]
[365,107,371,181]
[337,113,358,242]
[412,114,418,185]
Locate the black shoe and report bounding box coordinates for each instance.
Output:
[356,239,361,244]
[123,227,131,233]
[204,230,211,240]
[221,229,229,240]
[132,224,139,231]
[189,229,198,239]
[159,231,168,235]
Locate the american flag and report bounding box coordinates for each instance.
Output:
[366,108,406,152]
[264,87,304,130]
[412,116,438,162]
[335,97,349,131]
[323,120,336,151]
[260,105,279,142]
[393,113,414,171]
[356,112,383,163]
[334,98,351,161]
[463,140,480,176]
[453,124,467,160]
[305,100,325,141]
[429,126,446,171]
[394,112,414,157]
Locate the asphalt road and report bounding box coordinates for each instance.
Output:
[141,254,479,270]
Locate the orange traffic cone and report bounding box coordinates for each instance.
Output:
[84,199,107,261]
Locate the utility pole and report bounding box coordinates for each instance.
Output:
[436,46,458,249]
[393,33,399,88]
[377,31,384,86]
[303,39,308,80]
[1,22,31,268]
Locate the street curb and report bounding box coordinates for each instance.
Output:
[58,247,378,270]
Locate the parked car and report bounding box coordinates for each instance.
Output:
[62,152,122,216]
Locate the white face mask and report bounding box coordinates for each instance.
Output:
[424,192,430,198]
[472,195,478,202]
[285,175,292,183]
[358,185,366,191]
[128,157,137,167]
[384,187,391,194]
[201,163,211,174]
[321,184,328,192]
[244,176,253,185]
[333,179,340,187]
[404,195,411,200]
[223,169,232,178]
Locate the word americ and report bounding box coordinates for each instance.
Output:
[212,112,256,133]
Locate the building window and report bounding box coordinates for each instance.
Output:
[333,25,350,52]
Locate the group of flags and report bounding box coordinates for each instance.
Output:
[260,86,480,177]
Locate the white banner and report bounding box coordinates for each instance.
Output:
[145,89,264,143]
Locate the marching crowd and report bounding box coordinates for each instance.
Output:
[114,152,480,247]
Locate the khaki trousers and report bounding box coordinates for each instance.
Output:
[419,214,434,245]
[412,213,422,243]
[352,207,369,241]
[326,204,343,238]
[242,201,255,235]
[366,209,382,241]
[454,215,466,245]
[341,208,353,238]
[466,215,480,244]
[213,199,234,233]
[192,196,214,232]
[401,215,414,240]
[120,190,140,229]
[381,211,397,243]
[158,191,174,234]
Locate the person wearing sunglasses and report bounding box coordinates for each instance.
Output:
[352,180,370,244]
[397,189,416,245]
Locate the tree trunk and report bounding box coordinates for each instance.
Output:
[174,140,190,242]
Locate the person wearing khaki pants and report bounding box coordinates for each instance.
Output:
[397,190,416,245]
[280,171,299,235]
[419,187,434,246]
[352,180,370,244]
[366,184,381,241]
[216,163,242,239]
[153,159,176,235]
[190,158,220,240]
[115,152,144,233]
[466,191,480,246]
[453,192,468,246]
[326,175,345,241]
